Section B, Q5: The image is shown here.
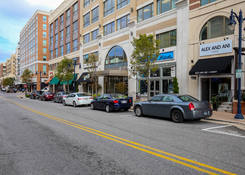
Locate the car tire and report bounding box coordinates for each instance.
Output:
[171,109,184,123]
[134,106,143,117]
[63,100,66,106]
[90,103,95,110]
[105,105,111,113]
[73,101,77,108]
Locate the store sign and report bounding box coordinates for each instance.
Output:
[171,67,176,77]
[236,69,242,79]
[157,51,174,61]
[200,40,232,56]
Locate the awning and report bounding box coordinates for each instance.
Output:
[189,56,232,75]
[49,77,59,85]
[77,72,92,83]
[60,74,77,85]
[45,76,53,84]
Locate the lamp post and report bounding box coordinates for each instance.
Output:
[73,57,78,92]
[36,71,46,91]
[229,9,244,119]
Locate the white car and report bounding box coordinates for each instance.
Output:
[63,92,93,107]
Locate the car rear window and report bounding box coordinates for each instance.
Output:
[111,94,127,98]
[178,95,199,102]
[77,93,90,97]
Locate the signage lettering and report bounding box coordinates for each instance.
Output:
[200,40,232,57]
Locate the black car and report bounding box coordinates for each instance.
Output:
[91,94,133,112]
[54,91,68,103]
[30,91,43,99]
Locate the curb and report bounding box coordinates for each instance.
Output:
[205,118,245,126]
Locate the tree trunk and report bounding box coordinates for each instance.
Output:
[67,82,69,93]
[95,77,98,97]
[147,70,151,100]
[63,84,66,92]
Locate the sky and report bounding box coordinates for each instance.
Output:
[0,0,63,63]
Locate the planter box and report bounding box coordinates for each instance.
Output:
[232,101,245,114]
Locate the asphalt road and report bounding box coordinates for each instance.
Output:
[0,92,245,175]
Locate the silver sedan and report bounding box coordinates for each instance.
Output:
[134,94,212,123]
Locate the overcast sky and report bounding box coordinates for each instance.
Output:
[0,0,63,63]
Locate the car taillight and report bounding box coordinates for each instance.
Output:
[78,98,83,100]
[90,97,93,99]
[129,99,132,103]
[113,100,119,104]
[189,103,195,111]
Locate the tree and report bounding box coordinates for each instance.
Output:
[21,69,33,91]
[3,77,15,87]
[130,34,160,100]
[55,57,74,92]
[173,77,179,94]
[86,53,100,96]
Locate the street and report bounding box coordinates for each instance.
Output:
[0,93,245,175]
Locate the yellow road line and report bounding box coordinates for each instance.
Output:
[0,96,236,175]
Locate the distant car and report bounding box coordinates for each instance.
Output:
[54,91,68,103]
[1,87,6,92]
[30,91,43,99]
[63,92,93,107]
[39,91,54,101]
[91,94,133,113]
[134,94,212,123]
[41,87,49,92]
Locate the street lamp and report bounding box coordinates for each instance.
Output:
[36,71,46,91]
[73,57,78,92]
[229,9,244,119]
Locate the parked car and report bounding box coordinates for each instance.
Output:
[134,94,212,123]
[54,91,68,103]
[30,90,43,99]
[63,93,93,107]
[91,94,133,112]
[1,87,6,92]
[39,91,54,101]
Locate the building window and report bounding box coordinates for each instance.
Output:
[43,16,47,22]
[105,46,127,69]
[60,14,64,30]
[157,0,176,15]
[104,0,115,17]
[43,65,47,74]
[50,50,53,59]
[201,0,216,6]
[103,21,115,36]
[91,29,99,40]
[66,26,70,41]
[60,46,64,56]
[43,40,47,46]
[60,30,64,41]
[66,43,71,54]
[66,9,71,26]
[137,3,153,22]
[83,33,90,44]
[156,29,176,48]
[117,14,129,30]
[83,54,89,64]
[117,0,129,9]
[83,12,90,27]
[50,23,53,37]
[43,32,47,38]
[84,0,90,7]
[92,6,99,23]
[55,19,58,33]
[43,24,47,30]
[55,48,58,57]
[73,2,78,21]
[73,39,78,51]
[73,21,79,39]
[200,16,234,40]
[43,56,47,61]
[43,48,47,54]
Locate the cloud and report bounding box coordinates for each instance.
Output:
[25,0,64,9]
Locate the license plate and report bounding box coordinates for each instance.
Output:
[121,100,127,104]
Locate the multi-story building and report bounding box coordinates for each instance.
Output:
[19,10,49,91]
[78,0,189,99]
[15,44,21,84]
[0,63,6,84]
[188,0,245,103]
[5,55,16,78]
[48,0,80,81]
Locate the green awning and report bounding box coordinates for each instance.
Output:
[60,74,77,85]
[49,77,59,85]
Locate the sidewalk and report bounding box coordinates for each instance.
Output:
[205,111,245,130]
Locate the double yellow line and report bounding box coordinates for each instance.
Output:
[1,96,236,175]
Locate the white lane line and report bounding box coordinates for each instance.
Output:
[202,125,232,131]
[203,130,245,138]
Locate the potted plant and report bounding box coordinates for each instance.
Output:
[211,96,218,111]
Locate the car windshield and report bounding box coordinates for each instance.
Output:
[178,95,199,102]
[77,93,90,97]
[111,94,127,99]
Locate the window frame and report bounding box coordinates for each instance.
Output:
[137,3,153,22]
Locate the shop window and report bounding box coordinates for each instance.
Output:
[151,69,160,77]
[156,29,176,48]
[162,67,171,76]
[200,0,216,6]
[137,3,153,22]
[200,16,234,40]
[157,0,177,15]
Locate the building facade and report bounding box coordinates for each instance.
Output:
[48,0,80,82]
[19,10,49,91]
[0,63,6,84]
[188,0,245,103]
[78,0,189,99]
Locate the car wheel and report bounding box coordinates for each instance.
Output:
[135,106,143,117]
[63,100,66,106]
[90,103,95,110]
[73,101,77,108]
[105,105,111,113]
[171,109,184,123]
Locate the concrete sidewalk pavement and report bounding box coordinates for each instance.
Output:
[205,111,245,130]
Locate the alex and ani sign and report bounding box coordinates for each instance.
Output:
[200,40,232,56]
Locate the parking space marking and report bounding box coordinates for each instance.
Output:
[202,125,232,131]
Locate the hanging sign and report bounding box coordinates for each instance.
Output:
[200,40,232,56]
[236,69,242,79]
